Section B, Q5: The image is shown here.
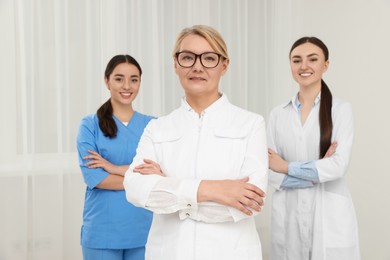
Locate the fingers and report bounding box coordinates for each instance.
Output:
[235,194,263,215]
[134,163,164,176]
[238,176,250,182]
[228,181,265,215]
[83,150,102,160]
[234,201,253,216]
[244,188,265,205]
[325,142,338,158]
[143,159,158,165]
[241,180,266,197]
[240,197,261,212]
[87,150,99,155]
[84,160,102,168]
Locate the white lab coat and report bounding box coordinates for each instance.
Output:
[124,94,268,260]
[267,95,360,260]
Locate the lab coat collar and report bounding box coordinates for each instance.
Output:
[283,92,321,112]
[181,93,229,115]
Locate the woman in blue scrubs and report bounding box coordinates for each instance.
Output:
[77,55,156,260]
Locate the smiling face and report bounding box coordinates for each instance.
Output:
[290,42,329,90]
[174,34,229,99]
[105,62,141,108]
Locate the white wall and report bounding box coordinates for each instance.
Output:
[1,0,389,259]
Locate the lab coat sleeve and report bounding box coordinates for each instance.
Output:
[266,108,286,190]
[227,116,269,222]
[123,120,201,212]
[288,161,319,181]
[281,175,315,189]
[315,102,354,183]
[76,116,109,189]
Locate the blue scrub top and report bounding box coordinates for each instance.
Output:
[77,111,154,249]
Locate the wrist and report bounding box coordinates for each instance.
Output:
[197,180,214,202]
[284,162,289,174]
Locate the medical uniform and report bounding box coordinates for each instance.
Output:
[123,94,268,260]
[267,93,360,260]
[77,112,154,256]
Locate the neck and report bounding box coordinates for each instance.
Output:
[298,82,321,106]
[111,102,134,122]
[186,92,221,115]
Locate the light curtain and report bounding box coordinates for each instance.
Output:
[0,0,271,259]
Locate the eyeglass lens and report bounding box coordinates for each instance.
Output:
[177,52,220,68]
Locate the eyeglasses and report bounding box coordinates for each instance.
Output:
[175,51,223,68]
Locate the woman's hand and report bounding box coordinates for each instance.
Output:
[83,150,126,176]
[268,149,288,174]
[134,159,165,177]
[324,142,337,158]
[197,177,265,216]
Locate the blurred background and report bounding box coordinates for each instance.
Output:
[1,0,389,259]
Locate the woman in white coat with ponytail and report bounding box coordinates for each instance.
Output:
[267,36,360,260]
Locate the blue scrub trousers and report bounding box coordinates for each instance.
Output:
[82,246,145,260]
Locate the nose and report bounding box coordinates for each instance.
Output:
[123,79,131,90]
[192,56,203,71]
[300,59,308,69]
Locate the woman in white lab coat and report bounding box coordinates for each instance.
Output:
[267,37,360,259]
[123,25,268,260]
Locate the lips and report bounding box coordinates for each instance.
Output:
[189,76,206,81]
[120,92,132,98]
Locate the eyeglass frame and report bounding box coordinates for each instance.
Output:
[175,51,224,68]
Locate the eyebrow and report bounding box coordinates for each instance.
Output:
[180,50,215,54]
[113,74,139,78]
[291,53,319,59]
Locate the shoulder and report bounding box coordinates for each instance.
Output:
[332,97,353,123]
[223,103,265,130]
[79,114,99,128]
[332,97,352,109]
[134,111,157,125]
[269,101,291,118]
[332,97,353,114]
[77,114,99,139]
[145,107,181,131]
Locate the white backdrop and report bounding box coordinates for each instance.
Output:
[1,0,389,259]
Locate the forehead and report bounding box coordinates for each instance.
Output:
[291,42,324,57]
[112,63,140,76]
[179,34,214,53]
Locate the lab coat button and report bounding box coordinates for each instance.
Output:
[187,204,191,207]
[186,213,190,216]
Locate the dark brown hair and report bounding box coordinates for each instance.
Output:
[290,37,332,158]
[97,55,142,138]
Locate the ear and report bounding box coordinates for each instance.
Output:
[104,77,110,90]
[323,60,329,73]
[220,58,230,76]
[174,58,179,75]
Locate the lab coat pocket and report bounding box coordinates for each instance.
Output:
[212,128,250,178]
[323,191,357,247]
[153,132,183,143]
[152,132,184,176]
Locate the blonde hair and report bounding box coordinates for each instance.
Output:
[172,25,229,60]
